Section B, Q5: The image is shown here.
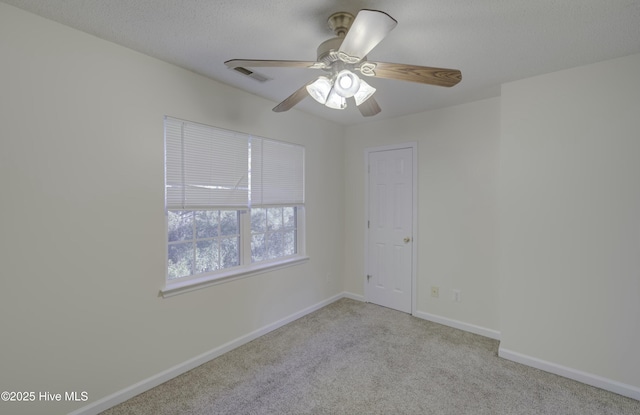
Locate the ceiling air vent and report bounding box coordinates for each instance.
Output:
[232,66,269,82]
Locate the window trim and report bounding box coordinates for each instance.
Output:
[163,206,306,297]
[160,254,309,298]
[162,206,306,298]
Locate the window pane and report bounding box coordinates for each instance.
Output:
[250,206,297,263]
[251,234,265,262]
[251,208,266,233]
[283,207,296,229]
[267,232,284,259]
[284,230,296,256]
[196,211,219,238]
[168,211,193,242]
[220,237,239,268]
[220,211,239,236]
[168,242,193,279]
[196,240,217,273]
[267,207,283,231]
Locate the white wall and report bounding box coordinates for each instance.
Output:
[499,53,640,394]
[0,4,345,414]
[343,97,502,334]
[2,3,639,413]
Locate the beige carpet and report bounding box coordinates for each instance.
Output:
[101,298,640,414]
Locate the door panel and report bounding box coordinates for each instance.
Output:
[366,147,413,313]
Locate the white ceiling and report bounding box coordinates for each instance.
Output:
[4,0,640,125]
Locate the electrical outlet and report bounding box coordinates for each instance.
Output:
[431,286,439,298]
[453,289,461,302]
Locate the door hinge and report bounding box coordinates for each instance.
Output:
[367,220,370,229]
[367,274,372,282]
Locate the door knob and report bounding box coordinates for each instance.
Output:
[403,237,411,243]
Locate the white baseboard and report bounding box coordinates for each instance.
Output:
[341,291,365,302]
[69,292,349,415]
[344,295,501,341]
[498,347,640,401]
[413,310,501,340]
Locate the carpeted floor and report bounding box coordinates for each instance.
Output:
[101,298,640,414]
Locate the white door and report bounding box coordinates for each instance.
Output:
[366,146,414,313]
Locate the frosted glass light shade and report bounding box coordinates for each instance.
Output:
[333,70,360,98]
[306,76,332,104]
[354,79,376,106]
[325,89,346,109]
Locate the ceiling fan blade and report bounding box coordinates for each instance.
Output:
[356,96,381,117]
[366,62,462,87]
[225,59,323,69]
[339,9,397,60]
[272,83,311,112]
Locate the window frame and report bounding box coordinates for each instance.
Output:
[162,207,307,298]
[161,117,307,298]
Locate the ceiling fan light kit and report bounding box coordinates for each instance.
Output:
[334,70,360,97]
[306,76,332,103]
[225,9,462,117]
[325,89,347,110]
[353,78,376,106]
[306,69,376,110]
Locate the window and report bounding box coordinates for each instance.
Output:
[163,117,306,295]
[250,207,297,263]
[167,210,240,279]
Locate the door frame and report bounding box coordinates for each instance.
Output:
[364,142,418,315]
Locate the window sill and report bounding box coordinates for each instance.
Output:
[159,255,309,298]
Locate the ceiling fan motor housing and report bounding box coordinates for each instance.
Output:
[327,12,354,37]
[317,12,356,66]
[316,37,343,65]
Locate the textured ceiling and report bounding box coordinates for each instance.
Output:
[3,0,640,125]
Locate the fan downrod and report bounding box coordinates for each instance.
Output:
[327,12,354,37]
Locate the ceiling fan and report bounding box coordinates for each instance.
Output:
[225,9,462,117]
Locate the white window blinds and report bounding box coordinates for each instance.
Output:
[251,138,305,206]
[165,117,249,209]
[165,117,304,210]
